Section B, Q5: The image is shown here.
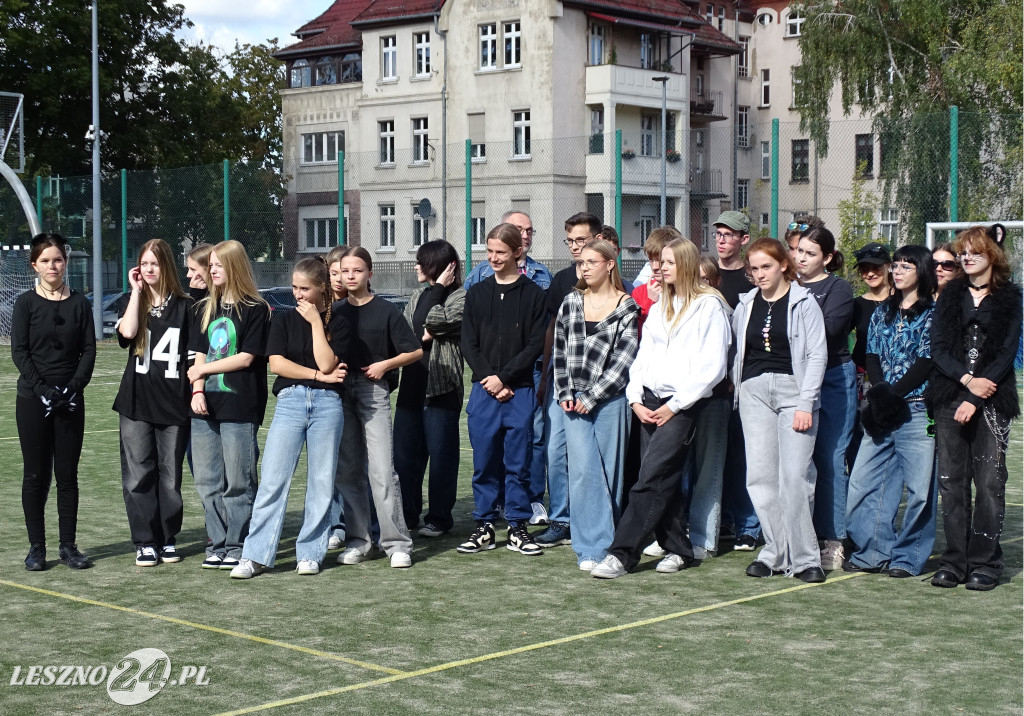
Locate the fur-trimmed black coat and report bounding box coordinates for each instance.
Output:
[925,277,1022,418]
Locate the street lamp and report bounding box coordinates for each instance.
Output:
[91,2,103,339]
[652,76,669,226]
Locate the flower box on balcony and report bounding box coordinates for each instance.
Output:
[621,149,636,159]
[665,150,681,163]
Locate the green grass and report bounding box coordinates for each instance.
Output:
[0,344,1020,715]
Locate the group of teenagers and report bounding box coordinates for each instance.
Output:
[10,209,1021,591]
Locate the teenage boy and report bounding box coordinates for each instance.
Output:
[458,223,547,556]
[463,211,552,290]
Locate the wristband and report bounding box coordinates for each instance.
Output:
[192,389,205,395]
[963,375,974,387]
[313,369,319,382]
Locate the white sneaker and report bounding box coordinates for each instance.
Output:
[579,559,598,571]
[295,559,319,576]
[230,558,264,579]
[327,535,344,550]
[529,501,549,526]
[643,540,666,557]
[338,548,366,565]
[656,553,691,574]
[390,552,412,569]
[591,554,627,579]
[819,540,845,571]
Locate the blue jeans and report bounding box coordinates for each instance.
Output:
[466,383,534,524]
[845,402,936,574]
[812,361,857,540]
[564,394,628,564]
[190,418,259,559]
[682,395,729,553]
[722,406,760,539]
[545,390,570,523]
[395,402,461,532]
[242,387,344,567]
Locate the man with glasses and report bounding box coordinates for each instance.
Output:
[713,211,754,308]
[463,211,552,290]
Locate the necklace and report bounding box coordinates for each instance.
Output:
[587,292,611,311]
[762,296,780,353]
[38,281,66,299]
[149,294,171,318]
[968,282,989,291]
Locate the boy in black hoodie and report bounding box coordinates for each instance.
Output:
[458,223,547,556]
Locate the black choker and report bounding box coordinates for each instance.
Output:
[968,282,989,291]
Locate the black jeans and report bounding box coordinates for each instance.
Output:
[17,394,86,545]
[934,402,1011,579]
[119,415,187,547]
[608,390,698,571]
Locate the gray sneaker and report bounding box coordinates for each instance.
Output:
[655,553,692,574]
[591,554,627,579]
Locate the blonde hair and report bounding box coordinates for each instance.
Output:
[200,240,268,332]
[293,256,333,341]
[662,238,721,326]
[575,239,625,293]
[133,239,188,359]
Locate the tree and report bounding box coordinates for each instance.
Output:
[795,0,1023,242]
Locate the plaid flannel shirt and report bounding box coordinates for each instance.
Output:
[552,290,639,412]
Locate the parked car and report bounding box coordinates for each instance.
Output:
[259,287,297,313]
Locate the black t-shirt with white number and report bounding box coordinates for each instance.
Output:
[266,308,352,396]
[112,293,194,425]
[333,296,420,392]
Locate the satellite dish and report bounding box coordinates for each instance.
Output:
[418,198,433,218]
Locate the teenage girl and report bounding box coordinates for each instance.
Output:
[114,239,192,567]
[333,247,422,568]
[186,244,213,300]
[12,234,96,571]
[932,242,962,297]
[795,227,856,571]
[187,240,271,571]
[324,244,350,550]
[231,257,351,578]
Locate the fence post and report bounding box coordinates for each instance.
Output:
[338,151,346,245]
[35,176,43,228]
[121,169,128,292]
[223,159,230,242]
[615,130,622,241]
[949,105,959,223]
[770,118,779,238]
[465,139,472,267]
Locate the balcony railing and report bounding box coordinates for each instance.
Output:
[690,168,723,196]
[690,89,724,119]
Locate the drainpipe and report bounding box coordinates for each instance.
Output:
[732,1,739,213]
[435,14,448,239]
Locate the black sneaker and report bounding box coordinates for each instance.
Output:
[794,566,826,583]
[533,521,571,547]
[745,560,781,578]
[25,543,46,571]
[457,523,497,553]
[135,546,159,567]
[417,522,447,538]
[734,535,758,551]
[506,524,542,556]
[59,543,92,570]
[159,545,182,563]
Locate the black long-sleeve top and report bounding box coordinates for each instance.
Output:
[461,275,546,389]
[11,290,97,399]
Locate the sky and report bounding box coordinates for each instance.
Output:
[175,1,328,53]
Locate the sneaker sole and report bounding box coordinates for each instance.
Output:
[591,569,625,579]
[136,560,159,567]
[231,570,261,579]
[219,562,240,570]
[506,544,543,556]
[201,562,222,569]
[537,538,572,548]
[160,555,182,563]
[296,569,319,576]
[456,544,496,553]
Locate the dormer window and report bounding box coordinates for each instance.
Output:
[290,59,311,88]
[316,56,337,85]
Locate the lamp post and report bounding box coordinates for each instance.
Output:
[652,76,669,226]
[90,1,103,339]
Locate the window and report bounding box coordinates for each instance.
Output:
[695,74,704,95]
[290,59,311,88]
[706,4,713,22]
[700,208,711,252]
[472,202,486,246]
[504,21,521,68]
[468,113,486,160]
[666,111,677,151]
[316,57,337,86]
[304,218,338,250]
[340,53,361,83]
[878,208,898,242]
[589,25,604,65]
[479,24,497,70]
[590,107,604,154]
[760,69,771,106]
[853,208,872,239]
[786,8,805,37]
[640,115,657,157]
[855,134,874,177]
[378,120,395,164]
[757,12,773,26]
[382,36,397,80]
[413,206,429,246]
[760,213,770,230]
[412,118,429,163]
[640,33,653,69]
[639,216,655,245]
[380,205,395,248]
[414,32,431,76]
[738,37,749,77]
[736,179,749,210]
[791,67,806,108]
[694,129,704,147]
[761,140,771,179]
[302,132,344,164]
[879,137,896,178]
[512,110,531,158]
[718,6,725,31]
[792,139,809,182]
[737,106,749,147]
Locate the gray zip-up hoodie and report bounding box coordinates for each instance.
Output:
[730,283,827,412]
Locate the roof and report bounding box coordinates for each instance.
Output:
[352,0,444,26]
[568,0,704,25]
[583,3,741,55]
[273,0,373,58]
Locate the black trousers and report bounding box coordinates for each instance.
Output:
[608,389,698,571]
[17,394,86,545]
[934,402,1011,579]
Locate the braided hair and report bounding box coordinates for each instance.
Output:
[294,256,333,341]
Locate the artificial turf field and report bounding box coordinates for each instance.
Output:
[0,343,1020,715]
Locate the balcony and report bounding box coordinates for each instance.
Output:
[585,64,687,111]
[689,169,725,198]
[690,89,726,121]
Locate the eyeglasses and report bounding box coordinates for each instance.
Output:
[714,231,739,240]
[957,251,984,262]
[934,260,958,271]
[889,263,917,274]
[514,226,536,238]
[575,259,608,269]
[787,222,810,232]
[564,235,593,247]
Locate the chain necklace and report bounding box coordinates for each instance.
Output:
[149,294,171,318]
[587,292,611,311]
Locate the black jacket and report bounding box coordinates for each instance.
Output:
[461,275,546,389]
[926,277,1022,418]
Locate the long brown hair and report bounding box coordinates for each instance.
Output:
[133,239,187,359]
[954,226,1012,290]
[293,256,333,340]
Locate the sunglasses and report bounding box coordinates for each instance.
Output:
[787,222,809,232]
[934,260,958,271]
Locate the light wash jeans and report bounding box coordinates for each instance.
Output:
[564,394,628,564]
[845,402,936,575]
[812,361,857,540]
[682,395,730,554]
[739,372,820,574]
[190,418,259,559]
[545,390,570,523]
[334,374,412,556]
[242,386,344,568]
